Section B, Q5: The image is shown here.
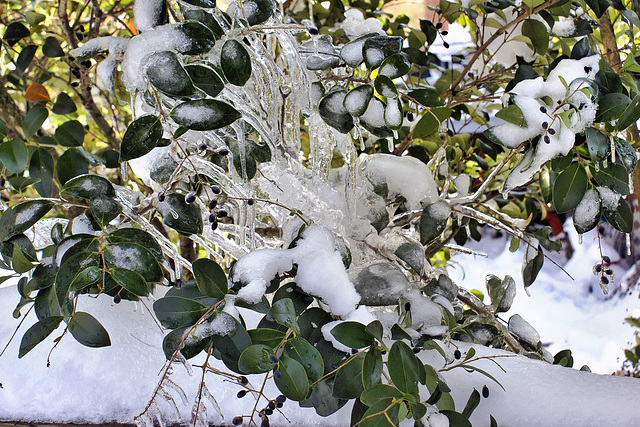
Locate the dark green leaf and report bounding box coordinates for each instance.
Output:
[0,138,29,174]
[185,64,224,97]
[571,37,591,59]
[162,326,210,360]
[153,296,208,329]
[378,53,411,79]
[157,192,203,235]
[248,328,285,348]
[319,90,354,133]
[176,21,216,55]
[210,313,252,368]
[419,200,451,245]
[602,194,633,233]
[333,353,365,399]
[374,75,397,98]
[146,51,196,97]
[614,137,638,174]
[360,384,403,406]
[0,200,54,242]
[35,286,62,320]
[585,0,610,17]
[388,341,421,394]
[521,19,549,53]
[221,39,252,86]
[330,321,375,349]
[413,107,452,139]
[596,93,631,123]
[170,99,241,131]
[573,188,601,234]
[29,148,55,197]
[193,258,227,298]
[362,348,383,390]
[495,104,526,126]
[522,242,544,288]
[408,88,444,107]
[301,379,346,417]
[4,22,30,46]
[462,389,481,418]
[110,267,149,296]
[55,251,100,307]
[120,115,162,161]
[358,398,399,427]
[0,119,6,140]
[273,282,314,314]
[12,244,35,273]
[242,0,275,25]
[283,337,324,383]
[365,320,384,344]
[615,94,640,132]
[68,265,101,292]
[267,298,300,334]
[343,85,374,117]
[60,174,115,199]
[90,195,122,226]
[18,316,63,358]
[275,355,310,401]
[42,36,64,57]
[22,104,48,139]
[238,344,277,374]
[52,92,77,115]
[56,148,88,185]
[106,228,163,261]
[441,410,472,427]
[486,275,516,313]
[103,242,164,282]
[54,120,85,147]
[591,163,630,195]
[16,45,37,74]
[68,311,111,348]
[585,127,609,163]
[552,163,588,213]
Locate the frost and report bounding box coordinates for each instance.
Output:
[361,153,438,210]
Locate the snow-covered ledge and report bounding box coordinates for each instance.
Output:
[0,285,638,426]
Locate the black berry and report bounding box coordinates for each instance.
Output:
[268,401,275,410]
[351,348,358,354]
[71,82,79,87]
[239,376,248,385]
[261,418,269,427]
[404,302,411,311]
[269,354,279,364]
[276,395,286,403]
[544,135,551,144]
[264,408,273,416]
[209,199,218,209]
[542,122,548,129]
[185,192,196,204]
[232,416,243,425]
[218,147,230,156]
[595,264,602,273]
[540,106,547,113]
[198,142,207,152]
[247,198,255,206]
[114,294,122,304]
[237,390,247,398]
[441,30,448,36]
[601,276,609,285]
[0,177,5,187]
[217,209,228,218]
[211,221,218,231]
[276,401,283,408]
[603,256,611,263]
[436,22,443,29]
[482,385,489,398]
[548,128,556,135]
[308,27,319,35]
[158,192,165,202]
[605,268,613,275]
[274,370,282,379]
[413,347,421,354]
[211,185,221,194]
[209,213,217,222]
[454,349,461,359]
[447,129,455,137]
[443,42,450,49]
[407,112,414,121]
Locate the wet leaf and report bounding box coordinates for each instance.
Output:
[193,258,227,298]
[18,316,63,358]
[103,242,164,282]
[60,174,115,199]
[146,51,196,97]
[170,99,241,131]
[68,312,111,348]
[153,296,208,329]
[319,90,354,133]
[120,115,162,161]
[275,355,310,401]
[157,192,203,235]
[55,120,85,147]
[56,148,88,185]
[0,200,54,242]
[238,344,277,374]
[185,64,224,97]
[552,163,588,213]
[221,39,252,86]
[419,200,451,246]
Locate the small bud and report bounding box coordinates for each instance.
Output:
[548,128,556,135]
[217,209,228,218]
[211,185,221,194]
[237,390,247,398]
[482,385,489,398]
[209,199,218,209]
[274,370,282,379]
[158,192,165,202]
[114,294,122,304]
[217,147,230,156]
[436,22,443,29]
[232,416,243,425]
[239,376,249,385]
[540,106,547,113]
[269,354,279,364]
[185,192,197,204]
[247,198,255,206]
[454,349,461,359]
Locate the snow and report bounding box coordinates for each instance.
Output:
[340,37,366,67]
[336,9,385,40]
[553,18,577,37]
[133,0,165,32]
[507,314,541,348]
[573,188,600,232]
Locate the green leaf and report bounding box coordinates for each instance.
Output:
[16,45,38,74]
[319,90,354,133]
[0,138,29,174]
[552,163,588,213]
[275,355,310,401]
[185,64,224,97]
[0,200,54,242]
[241,0,276,25]
[221,39,252,86]
[573,188,601,234]
[176,21,216,55]
[388,341,421,394]
[441,410,472,427]
[55,120,85,147]
[591,163,630,195]
[267,298,300,334]
[103,242,164,282]
[248,328,286,348]
[413,107,452,139]
[210,313,252,369]
[358,398,399,427]
[18,316,63,358]
[42,36,65,57]
[273,282,314,314]
[68,265,101,292]
[333,353,365,399]
[495,104,526,126]
[55,251,100,307]
[4,22,30,46]
[90,195,122,226]
[68,311,111,348]
[602,194,633,233]
[34,286,62,320]
[330,321,375,349]
[238,344,277,374]
[12,244,36,274]
[146,51,196,97]
[374,75,398,98]
[301,379,345,417]
[486,275,516,313]
[170,99,242,131]
[29,148,55,197]
[56,148,88,185]
[22,104,48,139]
[283,337,324,383]
[106,228,163,261]
[521,19,549,53]
[120,115,162,161]
[378,53,411,79]
[596,93,631,123]
[522,242,544,289]
[110,267,149,296]
[157,192,203,235]
[162,326,210,360]
[362,348,383,390]
[408,88,444,107]
[60,174,115,199]
[614,137,638,174]
[419,200,451,245]
[193,258,227,298]
[52,92,77,115]
[0,119,6,141]
[360,384,403,406]
[585,127,609,164]
[153,296,208,329]
[365,320,384,344]
[462,389,481,418]
[615,93,640,131]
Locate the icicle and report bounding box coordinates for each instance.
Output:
[335,130,357,221]
[174,246,182,282]
[175,352,193,376]
[165,378,189,406]
[629,173,634,194]
[150,402,167,427]
[121,162,129,181]
[627,233,632,257]
[202,384,223,417]
[392,130,399,142]
[611,138,616,163]
[160,388,182,420]
[578,233,583,245]
[133,301,138,312]
[594,162,600,172]
[352,119,365,151]
[603,158,608,169]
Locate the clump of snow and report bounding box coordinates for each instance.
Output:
[363,47,385,69]
[508,313,541,348]
[321,306,377,352]
[69,37,129,93]
[336,9,385,40]
[232,248,294,303]
[573,188,600,232]
[384,100,402,129]
[133,0,165,32]
[361,153,438,209]
[405,289,445,331]
[340,37,368,67]
[553,18,576,37]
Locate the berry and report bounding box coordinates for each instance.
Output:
[443,42,450,49]
[247,198,255,206]
[542,122,548,129]
[544,135,550,144]
[211,221,218,231]
[605,268,613,275]
[548,128,556,135]
[261,418,270,427]
[584,66,592,73]
[218,147,230,156]
[595,264,602,273]
[114,294,122,304]
[482,385,489,398]
[158,192,165,202]
[274,370,282,379]
[447,129,455,137]
[276,395,286,403]
[276,401,283,408]
[412,347,421,354]
[308,27,319,35]
[407,112,414,121]
[264,408,273,416]
[239,376,248,385]
[232,416,243,425]
[269,354,279,364]
[540,106,547,113]
[268,401,276,410]
[71,82,80,87]
[441,30,448,36]
[0,177,5,187]
[198,142,208,152]
[209,213,217,223]
[68,55,76,62]
[185,192,196,204]
[237,390,247,398]
[454,349,461,359]
[351,348,358,354]
[436,22,443,29]
[603,256,611,263]
[404,302,411,311]
[211,185,221,194]
[601,276,609,285]
[209,199,218,209]
[217,209,228,218]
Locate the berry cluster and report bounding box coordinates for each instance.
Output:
[593,255,614,288]
[424,21,449,48]
[206,186,228,231]
[539,106,557,144]
[197,143,230,157]
[233,371,286,427]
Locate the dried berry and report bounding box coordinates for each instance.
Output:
[113,294,122,304]
[454,349,461,359]
[269,354,279,364]
[185,192,196,204]
[211,185,221,194]
[232,416,243,425]
[482,385,489,398]
[158,192,165,202]
[237,390,247,398]
[276,401,283,408]
[274,370,282,379]
[603,256,611,263]
[198,142,208,152]
[209,199,218,209]
[605,268,613,275]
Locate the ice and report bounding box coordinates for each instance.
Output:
[69,37,128,93]
[352,261,409,306]
[337,9,385,40]
[231,248,294,304]
[596,186,619,210]
[361,153,438,210]
[321,306,377,352]
[299,36,339,70]
[134,0,165,32]
[343,86,371,116]
[384,100,402,129]
[404,289,445,331]
[340,37,366,67]
[363,47,385,69]
[507,314,541,348]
